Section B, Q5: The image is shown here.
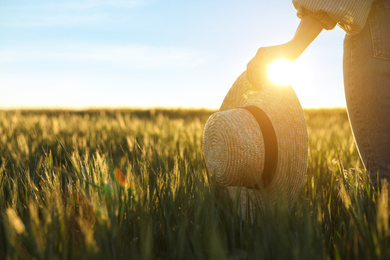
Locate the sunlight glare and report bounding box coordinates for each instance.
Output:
[267,59,294,86]
[266,58,315,107]
[265,57,327,108]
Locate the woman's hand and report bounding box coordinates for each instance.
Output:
[247,15,324,87]
[247,42,301,87]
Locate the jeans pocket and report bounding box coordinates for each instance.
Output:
[369,3,390,61]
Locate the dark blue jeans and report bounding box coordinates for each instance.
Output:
[343,0,390,188]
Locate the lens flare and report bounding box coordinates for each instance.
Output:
[114,168,131,189]
[267,59,293,86]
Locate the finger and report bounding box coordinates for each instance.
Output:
[247,58,263,87]
[246,59,255,85]
[250,50,266,81]
[248,66,258,86]
[256,47,265,56]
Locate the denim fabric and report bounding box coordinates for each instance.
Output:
[343,0,390,188]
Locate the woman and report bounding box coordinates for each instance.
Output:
[247,0,390,190]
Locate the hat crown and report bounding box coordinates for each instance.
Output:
[203,108,265,187]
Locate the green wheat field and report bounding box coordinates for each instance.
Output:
[0,108,389,259]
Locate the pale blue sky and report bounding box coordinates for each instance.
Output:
[0,0,346,108]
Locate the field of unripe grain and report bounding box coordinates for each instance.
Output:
[0,108,388,259]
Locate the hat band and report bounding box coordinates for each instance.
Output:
[243,106,278,187]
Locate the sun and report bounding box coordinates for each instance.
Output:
[267,59,294,86]
[265,57,319,108]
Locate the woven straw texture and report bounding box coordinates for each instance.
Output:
[203,71,308,218]
[203,108,265,187]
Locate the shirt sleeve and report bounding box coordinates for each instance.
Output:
[292,0,373,34]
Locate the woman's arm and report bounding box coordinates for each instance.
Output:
[247,15,324,87]
[290,15,325,59]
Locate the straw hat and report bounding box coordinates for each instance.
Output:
[203,71,308,218]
